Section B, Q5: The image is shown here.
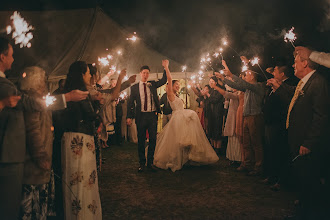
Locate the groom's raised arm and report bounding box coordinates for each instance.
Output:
[154,69,167,88]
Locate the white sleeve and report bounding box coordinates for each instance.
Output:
[310,51,330,68]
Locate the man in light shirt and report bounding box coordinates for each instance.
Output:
[267,50,329,219]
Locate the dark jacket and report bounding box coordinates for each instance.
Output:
[127,70,167,124]
[60,96,98,136]
[275,71,329,154]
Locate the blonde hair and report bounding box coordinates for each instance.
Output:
[18,66,46,92]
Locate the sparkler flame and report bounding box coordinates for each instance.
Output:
[43,93,56,107]
[213,52,220,58]
[181,65,187,72]
[242,65,248,72]
[284,27,297,47]
[220,70,224,74]
[219,48,224,52]
[117,50,122,55]
[222,39,228,46]
[7,11,34,48]
[250,57,260,66]
[98,57,109,66]
[123,76,129,81]
[126,32,138,42]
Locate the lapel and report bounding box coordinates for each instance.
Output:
[295,71,317,104]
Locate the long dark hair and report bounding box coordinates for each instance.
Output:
[64,61,88,92]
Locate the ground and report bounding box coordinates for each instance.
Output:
[99,142,295,220]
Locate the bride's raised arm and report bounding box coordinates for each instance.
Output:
[162,60,175,102]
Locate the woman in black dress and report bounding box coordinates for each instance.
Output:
[205,76,225,154]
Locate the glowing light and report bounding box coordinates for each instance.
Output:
[92,63,96,66]
[98,57,109,66]
[110,65,116,71]
[222,39,228,46]
[126,32,138,42]
[200,65,205,70]
[242,65,248,72]
[206,57,211,62]
[284,27,297,48]
[220,70,224,74]
[117,50,122,55]
[117,70,121,74]
[181,65,187,72]
[22,72,26,78]
[107,55,113,60]
[43,93,56,107]
[191,75,196,80]
[219,48,223,52]
[198,70,203,75]
[201,58,206,63]
[250,57,260,66]
[198,77,203,81]
[124,76,129,81]
[187,85,191,89]
[213,52,219,58]
[7,11,34,48]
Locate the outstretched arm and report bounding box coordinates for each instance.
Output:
[162,60,175,102]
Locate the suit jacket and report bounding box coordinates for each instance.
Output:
[127,70,167,124]
[0,77,65,163]
[275,71,329,155]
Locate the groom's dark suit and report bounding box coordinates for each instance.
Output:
[276,71,329,216]
[127,70,167,166]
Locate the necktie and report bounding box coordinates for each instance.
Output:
[286,80,303,129]
[143,83,148,111]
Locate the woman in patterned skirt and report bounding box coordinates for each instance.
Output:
[60,61,104,219]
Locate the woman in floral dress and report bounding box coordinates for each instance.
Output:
[60,61,102,219]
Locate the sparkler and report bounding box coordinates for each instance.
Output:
[98,57,109,66]
[126,32,138,42]
[222,38,240,57]
[182,65,187,72]
[123,75,129,81]
[6,11,34,48]
[117,50,122,55]
[284,27,297,48]
[251,56,269,79]
[242,65,248,72]
[43,93,56,107]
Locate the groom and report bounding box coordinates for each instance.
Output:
[127,64,167,172]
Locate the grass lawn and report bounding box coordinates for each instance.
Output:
[99,141,296,219]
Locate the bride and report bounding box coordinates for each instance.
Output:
[153,60,219,172]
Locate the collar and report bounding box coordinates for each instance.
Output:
[0,70,5,78]
[300,70,316,88]
[139,81,147,85]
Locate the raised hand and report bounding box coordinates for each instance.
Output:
[222,60,229,70]
[266,67,274,74]
[266,78,282,90]
[162,60,169,69]
[128,75,137,84]
[240,56,249,64]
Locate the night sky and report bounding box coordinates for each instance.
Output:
[1,0,330,73]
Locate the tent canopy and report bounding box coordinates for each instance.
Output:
[0,7,183,79]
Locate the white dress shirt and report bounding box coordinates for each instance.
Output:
[299,70,316,91]
[0,70,5,78]
[139,81,156,112]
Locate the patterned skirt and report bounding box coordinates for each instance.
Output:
[61,132,102,220]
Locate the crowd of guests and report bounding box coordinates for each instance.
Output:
[187,48,330,219]
[1,30,330,220]
[0,36,136,219]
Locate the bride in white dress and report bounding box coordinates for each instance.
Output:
[154,60,219,172]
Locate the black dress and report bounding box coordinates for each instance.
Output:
[206,88,224,140]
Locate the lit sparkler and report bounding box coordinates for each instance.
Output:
[250,57,260,66]
[117,50,122,55]
[123,75,129,81]
[98,57,109,66]
[126,32,138,42]
[182,65,187,72]
[242,65,248,72]
[6,11,34,48]
[43,93,56,107]
[284,27,297,48]
[213,52,220,58]
[220,70,224,74]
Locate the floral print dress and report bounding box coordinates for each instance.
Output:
[61,132,102,220]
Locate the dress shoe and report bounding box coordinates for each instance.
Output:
[147,164,158,172]
[138,165,145,173]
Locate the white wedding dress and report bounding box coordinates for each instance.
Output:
[154,96,219,172]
